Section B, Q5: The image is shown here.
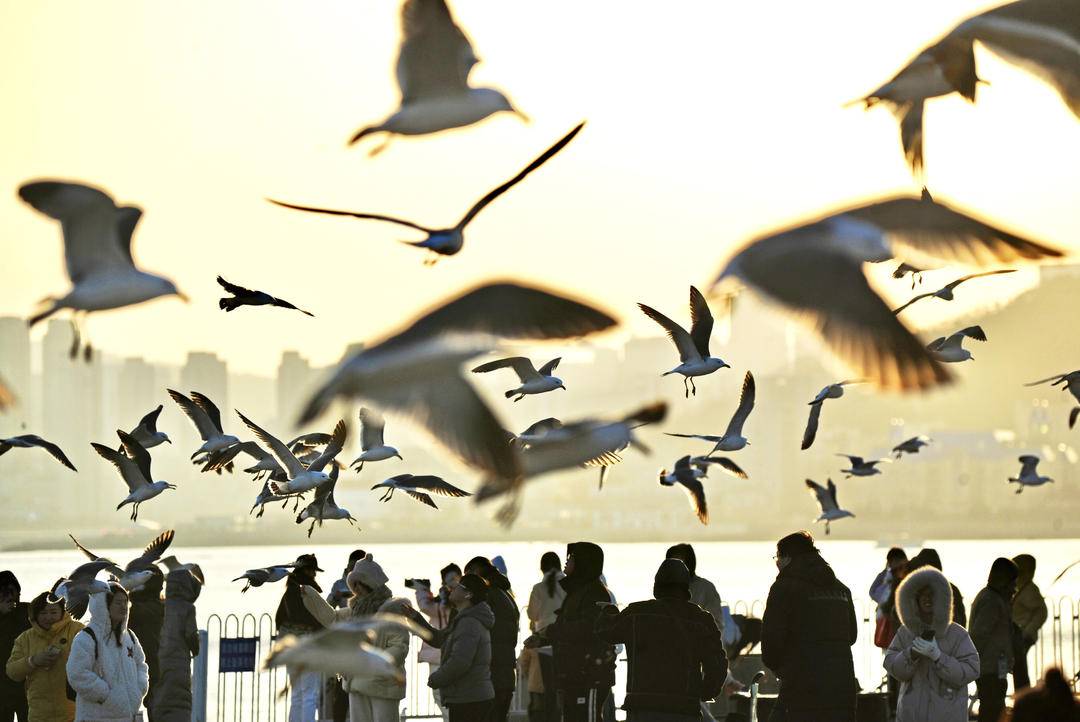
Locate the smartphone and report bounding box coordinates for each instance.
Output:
[920,629,935,641]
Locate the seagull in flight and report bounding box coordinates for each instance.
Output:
[264,619,416,682]
[927,326,986,363]
[347,0,526,150]
[0,434,77,471]
[217,276,314,317]
[18,180,187,360]
[893,436,932,459]
[801,381,861,451]
[665,372,755,449]
[806,479,854,535]
[168,389,240,463]
[53,560,114,619]
[250,480,306,518]
[688,455,748,480]
[472,356,565,401]
[709,188,1062,391]
[272,124,583,262]
[837,454,890,478]
[853,0,1080,177]
[122,405,171,451]
[92,431,177,522]
[69,529,175,593]
[1026,371,1080,429]
[371,473,471,509]
[893,270,1016,314]
[506,417,625,490]
[232,563,297,593]
[639,286,729,398]
[350,407,403,471]
[202,440,281,480]
[239,413,346,495]
[298,282,617,488]
[1009,455,1053,493]
[297,466,358,537]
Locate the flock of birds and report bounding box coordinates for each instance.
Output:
[2,0,1080,648]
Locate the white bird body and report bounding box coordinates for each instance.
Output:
[806,479,854,535]
[264,619,421,680]
[472,356,565,401]
[239,414,346,495]
[126,405,170,450]
[92,431,176,522]
[371,90,516,138]
[639,287,728,397]
[354,446,400,465]
[169,390,240,459]
[232,564,296,593]
[927,326,986,363]
[665,372,755,451]
[1009,455,1053,493]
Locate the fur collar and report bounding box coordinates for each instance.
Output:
[896,567,952,638]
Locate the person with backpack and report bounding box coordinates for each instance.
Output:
[6,591,84,722]
[65,583,149,722]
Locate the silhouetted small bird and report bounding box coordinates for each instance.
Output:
[217,276,314,316]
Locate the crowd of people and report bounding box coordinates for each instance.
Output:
[3,535,1080,722]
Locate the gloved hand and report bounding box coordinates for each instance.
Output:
[912,637,942,661]
[30,648,58,668]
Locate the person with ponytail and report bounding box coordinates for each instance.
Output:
[526,552,565,634]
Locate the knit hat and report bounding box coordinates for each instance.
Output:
[653,558,691,600]
[458,574,489,604]
[347,553,389,592]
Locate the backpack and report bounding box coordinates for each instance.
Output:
[65,627,136,701]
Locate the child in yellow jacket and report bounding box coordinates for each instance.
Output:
[5,592,84,722]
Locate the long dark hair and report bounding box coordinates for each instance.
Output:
[540,551,561,598]
[104,583,128,646]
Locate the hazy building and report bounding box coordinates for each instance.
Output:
[276,350,315,426]
[117,357,159,430]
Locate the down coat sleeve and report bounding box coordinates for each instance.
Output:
[66,631,110,704]
[131,631,150,699]
[5,631,32,682]
[930,628,980,688]
[760,580,791,674]
[428,620,478,689]
[883,628,918,682]
[300,585,347,628]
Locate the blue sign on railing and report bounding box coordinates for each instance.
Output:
[218,637,257,673]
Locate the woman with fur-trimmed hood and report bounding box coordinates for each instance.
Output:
[884,567,980,722]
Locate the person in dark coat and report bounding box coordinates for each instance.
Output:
[153,569,201,722]
[538,542,616,722]
[1007,667,1080,722]
[761,531,858,722]
[276,554,325,722]
[596,558,728,721]
[463,557,518,722]
[969,557,1018,722]
[128,566,165,721]
[907,548,966,626]
[0,570,30,722]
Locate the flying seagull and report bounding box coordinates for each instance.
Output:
[92,431,177,522]
[298,282,617,487]
[658,455,713,525]
[927,325,986,363]
[639,286,729,398]
[250,480,306,519]
[893,270,1016,314]
[806,479,854,535]
[350,407,403,471]
[665,371,755,450]
[217,276,314,317]
[471,356,565,401]
[372,473,471,509]
[53,559,114,619]
[239,413,345,495]
[121,405,171,451]
[347,0,526,150]
[168,389,240,463]
[69,529,175,592]
[1026,371,1080,429]
[837,454,889,478]
[0,434,77,471]
[18,180,187,360]
[853,0,1080,176]
[507,417,625,490]
[202,440,282,480]
[297,466,358,537]
[1009,454,1053,493]
[232,563,297,593]
[709,189,1062,391]
[264,618,419,681]
[893,436,932,459]
[801,381,861,451]
[272,123,583,261]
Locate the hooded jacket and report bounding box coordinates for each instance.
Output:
[6,611,84,722]
[969,583,1015,676]
[667,544,726,635]
[127,569,164,721]
[481,567,519,692]
[1012,555,1048,641]
[545,542,616,690]
[908,549,966,627]
[65,592,149,722]
[883,568,980,722]
[428,602,496,704]
[153,571,201,722]
[761,551,858,712]
[300,586,410,700]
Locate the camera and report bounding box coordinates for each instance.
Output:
[404,578,431,590]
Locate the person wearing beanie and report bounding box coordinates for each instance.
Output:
[6,591,84,722]
[536,542,616,722]
[1011,553,1048,690]
[462,557,519,722]
[761,531,858,722]
[327,550,368,610]
[1,571,31,722]
[324,550,368,722]
[1007,668,1080,722]
[596,558,728,721]
[301,553,410,722]
[907,549,966,626]
[883,567,979,722]
[127,567,165,722]
[276,554,325,722]
[425,574,496,721]
[969,556,1019,722]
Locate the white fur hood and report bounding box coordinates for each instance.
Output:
[896,567,953,638]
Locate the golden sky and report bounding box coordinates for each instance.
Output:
[2,1,1077,376]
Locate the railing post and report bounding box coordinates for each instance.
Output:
[193,629,209,722]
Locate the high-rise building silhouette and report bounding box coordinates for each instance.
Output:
[276,350,316,426]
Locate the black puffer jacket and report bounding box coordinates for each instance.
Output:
[761,552,858,712]
[275,567,323,635]
[597,597,727,716]
[154,570,202,722]
[545,542,616,690]
[484,568,520,692]
[128,569,165,719]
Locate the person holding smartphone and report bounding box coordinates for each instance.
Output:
[884,566,979,722]
[6,591,84,722]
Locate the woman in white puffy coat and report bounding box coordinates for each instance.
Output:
[65,583,149,722]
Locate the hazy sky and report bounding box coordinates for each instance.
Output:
[2,1,1077,376]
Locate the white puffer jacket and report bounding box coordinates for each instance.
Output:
[65,590,149,722]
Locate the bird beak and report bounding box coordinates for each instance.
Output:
[165,438,172,444]
[175,291,191,303]
[630,437,651,455]
[513,108,531,123]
